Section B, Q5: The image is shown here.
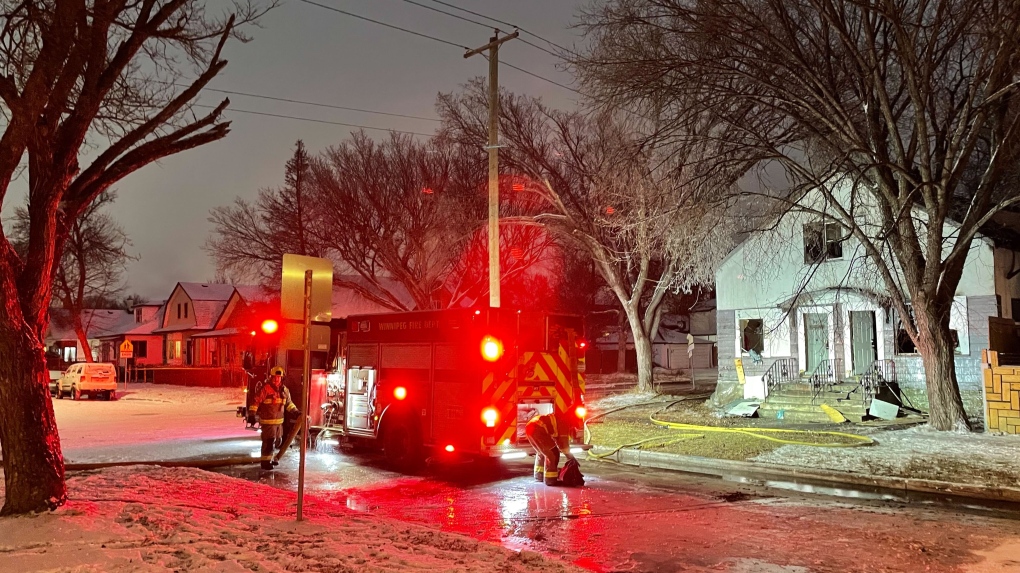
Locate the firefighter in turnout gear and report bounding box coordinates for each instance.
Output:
[525,411,577,485]
[255,366,299,470]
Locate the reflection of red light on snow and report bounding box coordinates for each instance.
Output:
[422,187,434,194]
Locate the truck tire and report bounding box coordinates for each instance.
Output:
[383,417,422,472]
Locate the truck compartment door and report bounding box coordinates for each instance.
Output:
[346,367,377,431]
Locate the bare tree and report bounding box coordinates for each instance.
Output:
[11,192,133,362]
[0,0,271,514]
[207,140,323,285]
[574,0,1020,429]
[439,83,737,392]
[209,132,556,311]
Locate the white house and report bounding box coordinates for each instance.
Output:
[714,184,1020,416]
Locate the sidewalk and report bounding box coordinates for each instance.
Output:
[585,391,1020,504]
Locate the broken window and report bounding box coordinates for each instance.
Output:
[895,305,964,355]
[739,318,764,354]
[803,221,844,263]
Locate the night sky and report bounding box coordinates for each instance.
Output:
[2,0,585,300]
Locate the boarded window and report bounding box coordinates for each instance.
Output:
[739,319,764,354]
[895,305,963,355]
[803,221,844,263]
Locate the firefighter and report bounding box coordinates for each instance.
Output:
[525,410,578,485]
[254,366,299,470]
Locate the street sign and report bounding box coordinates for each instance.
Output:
[280,253,333,523]
[281,254,333,323]
[119,340,134,359]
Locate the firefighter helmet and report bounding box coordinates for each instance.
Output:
[270,366,285,377]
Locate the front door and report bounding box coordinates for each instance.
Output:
[850,311,877,374]
[804,313,829,373]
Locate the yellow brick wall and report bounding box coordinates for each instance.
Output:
[983,350,1020,434]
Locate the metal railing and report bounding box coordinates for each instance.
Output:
[860,359,896,403]
[809,358,845,402]
[763,358,798,396]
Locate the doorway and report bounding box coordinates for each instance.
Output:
[804,313,829,373]
[850,310,877,374]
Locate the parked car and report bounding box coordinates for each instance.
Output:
[48,371,62,396]
[56,363,118,401]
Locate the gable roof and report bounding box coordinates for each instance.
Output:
[46,309,136,343]
[178,282,236,301]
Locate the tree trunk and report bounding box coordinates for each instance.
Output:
[616,310,627,374]
[0,323,67,514]
[633,327,654,393]
[73,320,94,363]
[914,306,970,431]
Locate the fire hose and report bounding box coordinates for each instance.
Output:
[584,395,874,460]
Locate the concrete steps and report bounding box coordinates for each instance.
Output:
[758,381,871,423]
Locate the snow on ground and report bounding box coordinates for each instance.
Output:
[54,384,258,464]
[752,424,1020,486]
[0,465,580,572]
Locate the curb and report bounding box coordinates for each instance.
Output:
[64,457,263,471]
[589,446,1020,505]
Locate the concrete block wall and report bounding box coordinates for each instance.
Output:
[983,351,1020,434]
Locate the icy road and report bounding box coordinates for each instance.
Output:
[51,384,1020,572]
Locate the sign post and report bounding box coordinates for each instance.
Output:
[281,254,333,522]
[119,340,134,391]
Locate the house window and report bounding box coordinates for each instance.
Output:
[894,305,963,355]
[177,304,181,319]
[739,319,764,354]
[803,221,844,263]
[184,303,189,319]
[1012,298,1020,321]
[166,339,175,359]
[132,340,147,359]
[135,308,142,323]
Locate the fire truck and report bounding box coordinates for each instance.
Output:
[329,307,588,469]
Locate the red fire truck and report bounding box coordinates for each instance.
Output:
[334,307,588,468]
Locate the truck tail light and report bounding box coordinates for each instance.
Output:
[480,336,503,361]
[482,407,499,428]
[393,386,407,400]
[575,405,587,419]
[444,444,455,452]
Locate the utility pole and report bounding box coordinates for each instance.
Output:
[465,28,518,309]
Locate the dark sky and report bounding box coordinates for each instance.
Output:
[7,0,588,301]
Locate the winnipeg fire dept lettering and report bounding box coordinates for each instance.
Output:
[378,320,440,331]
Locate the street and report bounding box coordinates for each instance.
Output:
[50,385,1020,573]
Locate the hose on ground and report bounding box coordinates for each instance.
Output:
[585,397,874,459]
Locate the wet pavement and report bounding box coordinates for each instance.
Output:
[213,437,1020,573]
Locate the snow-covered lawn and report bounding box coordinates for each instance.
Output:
[0,465,579,572]
[54,384,257,463]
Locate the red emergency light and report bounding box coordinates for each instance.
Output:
[481,407,499,428]
[574,405,587,419]
[260,319,279,334]
[444,444,455,452]
[393,386,407,400]
[480,336,504,361]
[577,338,588,350]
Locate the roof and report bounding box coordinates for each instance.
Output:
[233,285,277,305]
[151,299,227,333]
[178,282,236,302]
[47,309,136,343]
[191,327,242,339]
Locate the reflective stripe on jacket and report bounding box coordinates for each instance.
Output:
[529,412,565,438]
[254,381,297,426]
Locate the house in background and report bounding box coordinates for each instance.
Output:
[152,282,236,366]
[594,312,717,374]
[45,308,135,365]
[96,300,166,366]
[714,184,1020,419]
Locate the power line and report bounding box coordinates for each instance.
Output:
[424,0,573,55]
[198,86,440,122]
[297,0,581,96]
[295,0,470,50]
[196,104,436,137]
[395,0,493,29]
